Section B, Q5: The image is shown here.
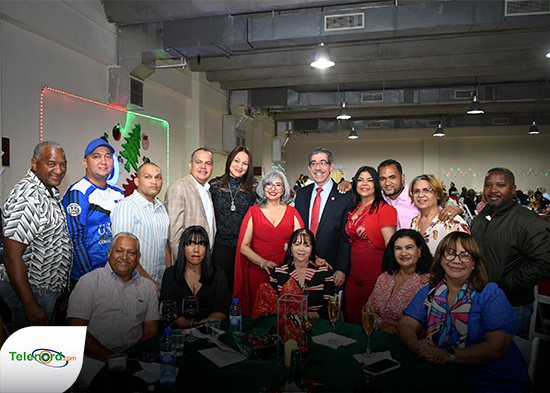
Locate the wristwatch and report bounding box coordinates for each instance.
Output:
[446,348,456,363]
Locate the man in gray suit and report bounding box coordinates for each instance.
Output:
[164,147,216,262]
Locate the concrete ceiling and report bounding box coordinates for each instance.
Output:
[102,0,550,129]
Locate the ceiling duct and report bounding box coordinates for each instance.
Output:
[505,0,550,16]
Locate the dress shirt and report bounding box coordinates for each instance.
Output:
[192,176,215,247]
[111,191,169,284]
[308,179,334,229]
[382,182,420,230]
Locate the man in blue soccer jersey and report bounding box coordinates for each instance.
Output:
[63,138,124,287]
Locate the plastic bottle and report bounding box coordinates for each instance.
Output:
[228,297,242,342]
[159,328,176,385]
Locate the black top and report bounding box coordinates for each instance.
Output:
[160,265,232,321]
[209,176,257,247]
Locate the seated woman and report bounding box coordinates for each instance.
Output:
[160,225,231,327]
[365,229,432,335]
[397,232,530,392]
[270,229,334,319]
[408,174,470,256]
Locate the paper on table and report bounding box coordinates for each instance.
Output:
[353,350,394,365]
[311,332,356,350]
[134,361,180,383]
[198,347,247,368]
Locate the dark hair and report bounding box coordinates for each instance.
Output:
[378,159,403,176]
[351,166,386,214]
[221,146,255,193]
[381,229,432,275]
[137,162,161,177]
[308,147,334,166]
[190,147,213,163]
[175,225,214,286]
[283,229,317,266]
[486,167,515,185]
[429,232,488,292]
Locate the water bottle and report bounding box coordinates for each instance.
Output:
[159,328,176,385]
[229,298,242,342]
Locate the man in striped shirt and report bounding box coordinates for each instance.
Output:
[111,162,170,295]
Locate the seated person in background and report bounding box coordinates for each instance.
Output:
[160,225,231,327]
[531,190,550,213]
[270,228,334,319]
[68,232,158,362]
[365,229,432,335]
[397,232,530,393]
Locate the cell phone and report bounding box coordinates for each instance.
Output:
[126,351,159,362]
[362,358,401,376]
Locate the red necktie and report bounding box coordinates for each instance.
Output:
[310,187,323,236]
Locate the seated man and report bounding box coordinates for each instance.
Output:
[68,232,158,387]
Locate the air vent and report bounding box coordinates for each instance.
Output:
[325,13,364,31]
[426,120,440,127]
[492,118,510,125]
[454,90,473,100]
[130,77,144,108]
[366,121,382,129]
[361,92,384,102]
[505,0,550,16]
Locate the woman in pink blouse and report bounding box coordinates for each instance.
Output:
[365,229,432,335]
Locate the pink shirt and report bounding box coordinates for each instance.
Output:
[366,271,428,329]
[382,182,420,230]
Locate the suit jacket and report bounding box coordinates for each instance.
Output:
[295,181,352,274]
[164,174,216,262]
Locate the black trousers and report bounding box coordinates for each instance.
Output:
[212,241,237,295]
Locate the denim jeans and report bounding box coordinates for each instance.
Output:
[512,303,534,340]
[0,281,62,332]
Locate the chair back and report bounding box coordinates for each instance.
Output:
[512,335,539,387]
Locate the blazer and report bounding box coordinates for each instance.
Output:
[295,181,352,274]
[164,174,216,263]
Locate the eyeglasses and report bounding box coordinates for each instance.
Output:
[308,160,330,168]
[185,240,207,247]
[412,187,434,196]
[265,182,284,190]
[443,249,473,264]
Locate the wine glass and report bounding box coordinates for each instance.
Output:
[183,296,199,342]
[159,300,177,330]
[328,295,340,344]
[362,304,375,357]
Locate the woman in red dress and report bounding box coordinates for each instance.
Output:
[234,170,304,316]
[345,166,397,325]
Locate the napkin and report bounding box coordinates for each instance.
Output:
[134,361,179,383]
[311,332,356,350]
[353,350,394,366]
[198,347,247,368]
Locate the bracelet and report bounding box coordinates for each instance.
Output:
[261,260,267,270]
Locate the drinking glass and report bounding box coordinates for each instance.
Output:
[159,300,177,330]
[328,295,340,344]
[362,304,375,357]
[183,296,199,342]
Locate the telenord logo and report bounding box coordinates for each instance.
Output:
[0,326,86,393]
[9,349,77,368]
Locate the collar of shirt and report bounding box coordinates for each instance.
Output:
[105,260,140,284]
[191,175,211,191]
[27,169,61,200]
[132,189,163,211]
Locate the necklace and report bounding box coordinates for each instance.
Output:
[227,180,241,212]
[266,203,281,215]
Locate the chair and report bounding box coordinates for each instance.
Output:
[513,335,540,388]
[529,285,550,342]
[336,287,345,322]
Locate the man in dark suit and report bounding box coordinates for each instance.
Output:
[295,148,351,287]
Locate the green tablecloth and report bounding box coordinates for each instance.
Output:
[89,317,473,392]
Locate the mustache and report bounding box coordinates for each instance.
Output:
[313,169,325,175]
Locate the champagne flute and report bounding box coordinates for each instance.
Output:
[183,296,199,342]
[328,295,340,344]
[159,300,177,330]
[362,304,375,357]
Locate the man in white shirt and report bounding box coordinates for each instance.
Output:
[164,148,216,262]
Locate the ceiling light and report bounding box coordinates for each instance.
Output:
[528,120,540,135]
[348,127,358,139]
[337,101,351,120]
[467,94,484,115]
[310,43,335,69]
[546,51,550,58]
[433,123,445,137]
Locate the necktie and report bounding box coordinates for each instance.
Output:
[310,187,323,236]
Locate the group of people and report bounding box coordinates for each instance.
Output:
[1,139,550,392]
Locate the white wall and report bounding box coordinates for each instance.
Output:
[283,127,550,194]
